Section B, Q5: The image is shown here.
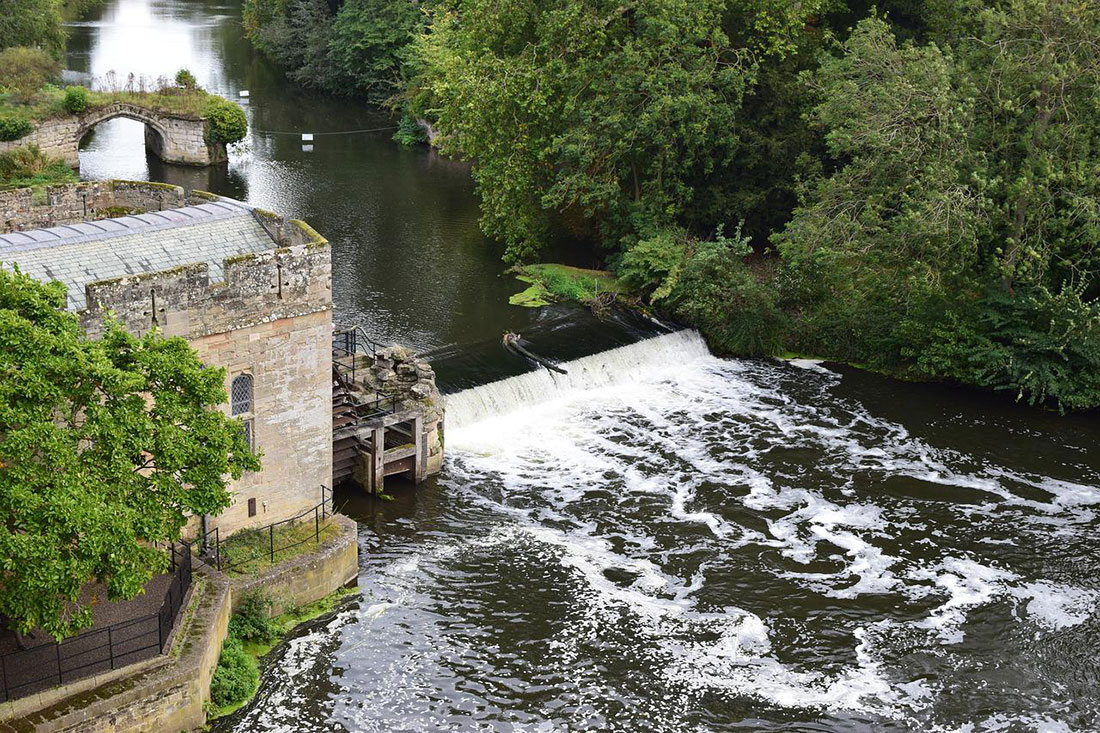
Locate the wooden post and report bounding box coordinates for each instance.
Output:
[371,427,385,495]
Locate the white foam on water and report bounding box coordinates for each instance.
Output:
[1011,582,1098,631]
[433,332,1098,726]
[445,329,714,429]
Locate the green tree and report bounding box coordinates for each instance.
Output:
[327,0,428,103]
[0,0,65,58]
[412,0,765,262]
[0,268,260,639]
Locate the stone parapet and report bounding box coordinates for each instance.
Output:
[0,180,186,234]
[229,513,359,617]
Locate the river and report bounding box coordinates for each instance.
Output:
[66,2,1100,731]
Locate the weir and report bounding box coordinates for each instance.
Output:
[444,329,712,429]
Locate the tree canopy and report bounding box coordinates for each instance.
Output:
[0,268,260,639]
[0,0,65,58]
[243,0,1100,409]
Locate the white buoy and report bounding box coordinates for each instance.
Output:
[302,144,314,153]
[238,90,250,98]
[301,133,314,142]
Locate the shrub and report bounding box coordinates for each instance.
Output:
[0,145,76,189]
[669,226,789,357]
[175,68,198,90]
[393,113,427,146]
[209,636,259,709]
[62,86,89,114]
[203,96,247,144]
[228,589,277,642]
[0,47,61,103]
[0,115,33,142]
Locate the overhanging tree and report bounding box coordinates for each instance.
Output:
[0,268,260,639]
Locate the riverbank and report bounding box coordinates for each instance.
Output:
[207,586,358,721]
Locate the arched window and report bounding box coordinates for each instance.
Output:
[231,374,254,448]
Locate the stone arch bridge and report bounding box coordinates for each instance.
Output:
[0,102,227,167]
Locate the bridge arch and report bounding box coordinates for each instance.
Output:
[0,102,227,169]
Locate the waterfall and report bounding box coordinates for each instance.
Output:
[444,330,712,428]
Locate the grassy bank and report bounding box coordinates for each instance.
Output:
[218,517,341,577]
[509,263,626,308]
[207,586,357,721]
[0,145,77,191]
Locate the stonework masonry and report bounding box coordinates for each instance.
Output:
[0,102,225,168]
[0,180,186,234]
[2,515,360,731]
[76,207,334,538]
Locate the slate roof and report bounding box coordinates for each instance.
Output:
[0,198,278,311]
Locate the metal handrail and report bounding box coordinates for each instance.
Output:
[199,485,337,572]
[0,543,192,703]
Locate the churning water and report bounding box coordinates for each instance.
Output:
[227,332,1100,732]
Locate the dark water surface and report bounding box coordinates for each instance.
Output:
[66,3,1100,731]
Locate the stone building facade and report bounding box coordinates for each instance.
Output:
[0,183,332,537]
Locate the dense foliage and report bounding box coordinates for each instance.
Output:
[62,85,89,113]
[0,270,260,638]
[210,636,259,708]
[228,589,277,642]
[243,0,428,104]
[0,0,65,58]
[203,96,249,144]
[245,0,1100,409]
[0,47,61,104]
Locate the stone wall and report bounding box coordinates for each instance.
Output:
[230,513,359,617]
[4,566,233,733]
[0,102,223,168]
[0,180,186,234]
[79,235,334,537]
[1,515,359,731]
[355,346,445,477]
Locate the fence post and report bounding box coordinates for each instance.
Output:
[315,506,320,542]
[55,643,62,686]
[108,627,115,670]
[269,524,274,563]
[2,652,9,702]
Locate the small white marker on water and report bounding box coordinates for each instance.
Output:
[301,133,314,142]
[238,90,250,98]
[302,144,314,153]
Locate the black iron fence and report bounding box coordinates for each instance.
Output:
[0,542,192,703]
[332,327,398,420]
[199,485,336,572]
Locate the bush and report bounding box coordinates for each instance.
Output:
[669,226,789,357]
[0,47,61,104]
[62,86,89,114]
[0,145,76,189]
[0,115,33,142]
[209,636,259,709]
[228,589,277,642]
[392,113,427,146]
[203,96,247,144]
[175,68,198,90]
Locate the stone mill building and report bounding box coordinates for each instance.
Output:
[0,180,443,540]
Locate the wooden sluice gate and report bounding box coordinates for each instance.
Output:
[331,328,444,493]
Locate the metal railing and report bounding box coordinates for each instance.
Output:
[0,542,192,703]
[199,485,336,572]
[332,326,398,419]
